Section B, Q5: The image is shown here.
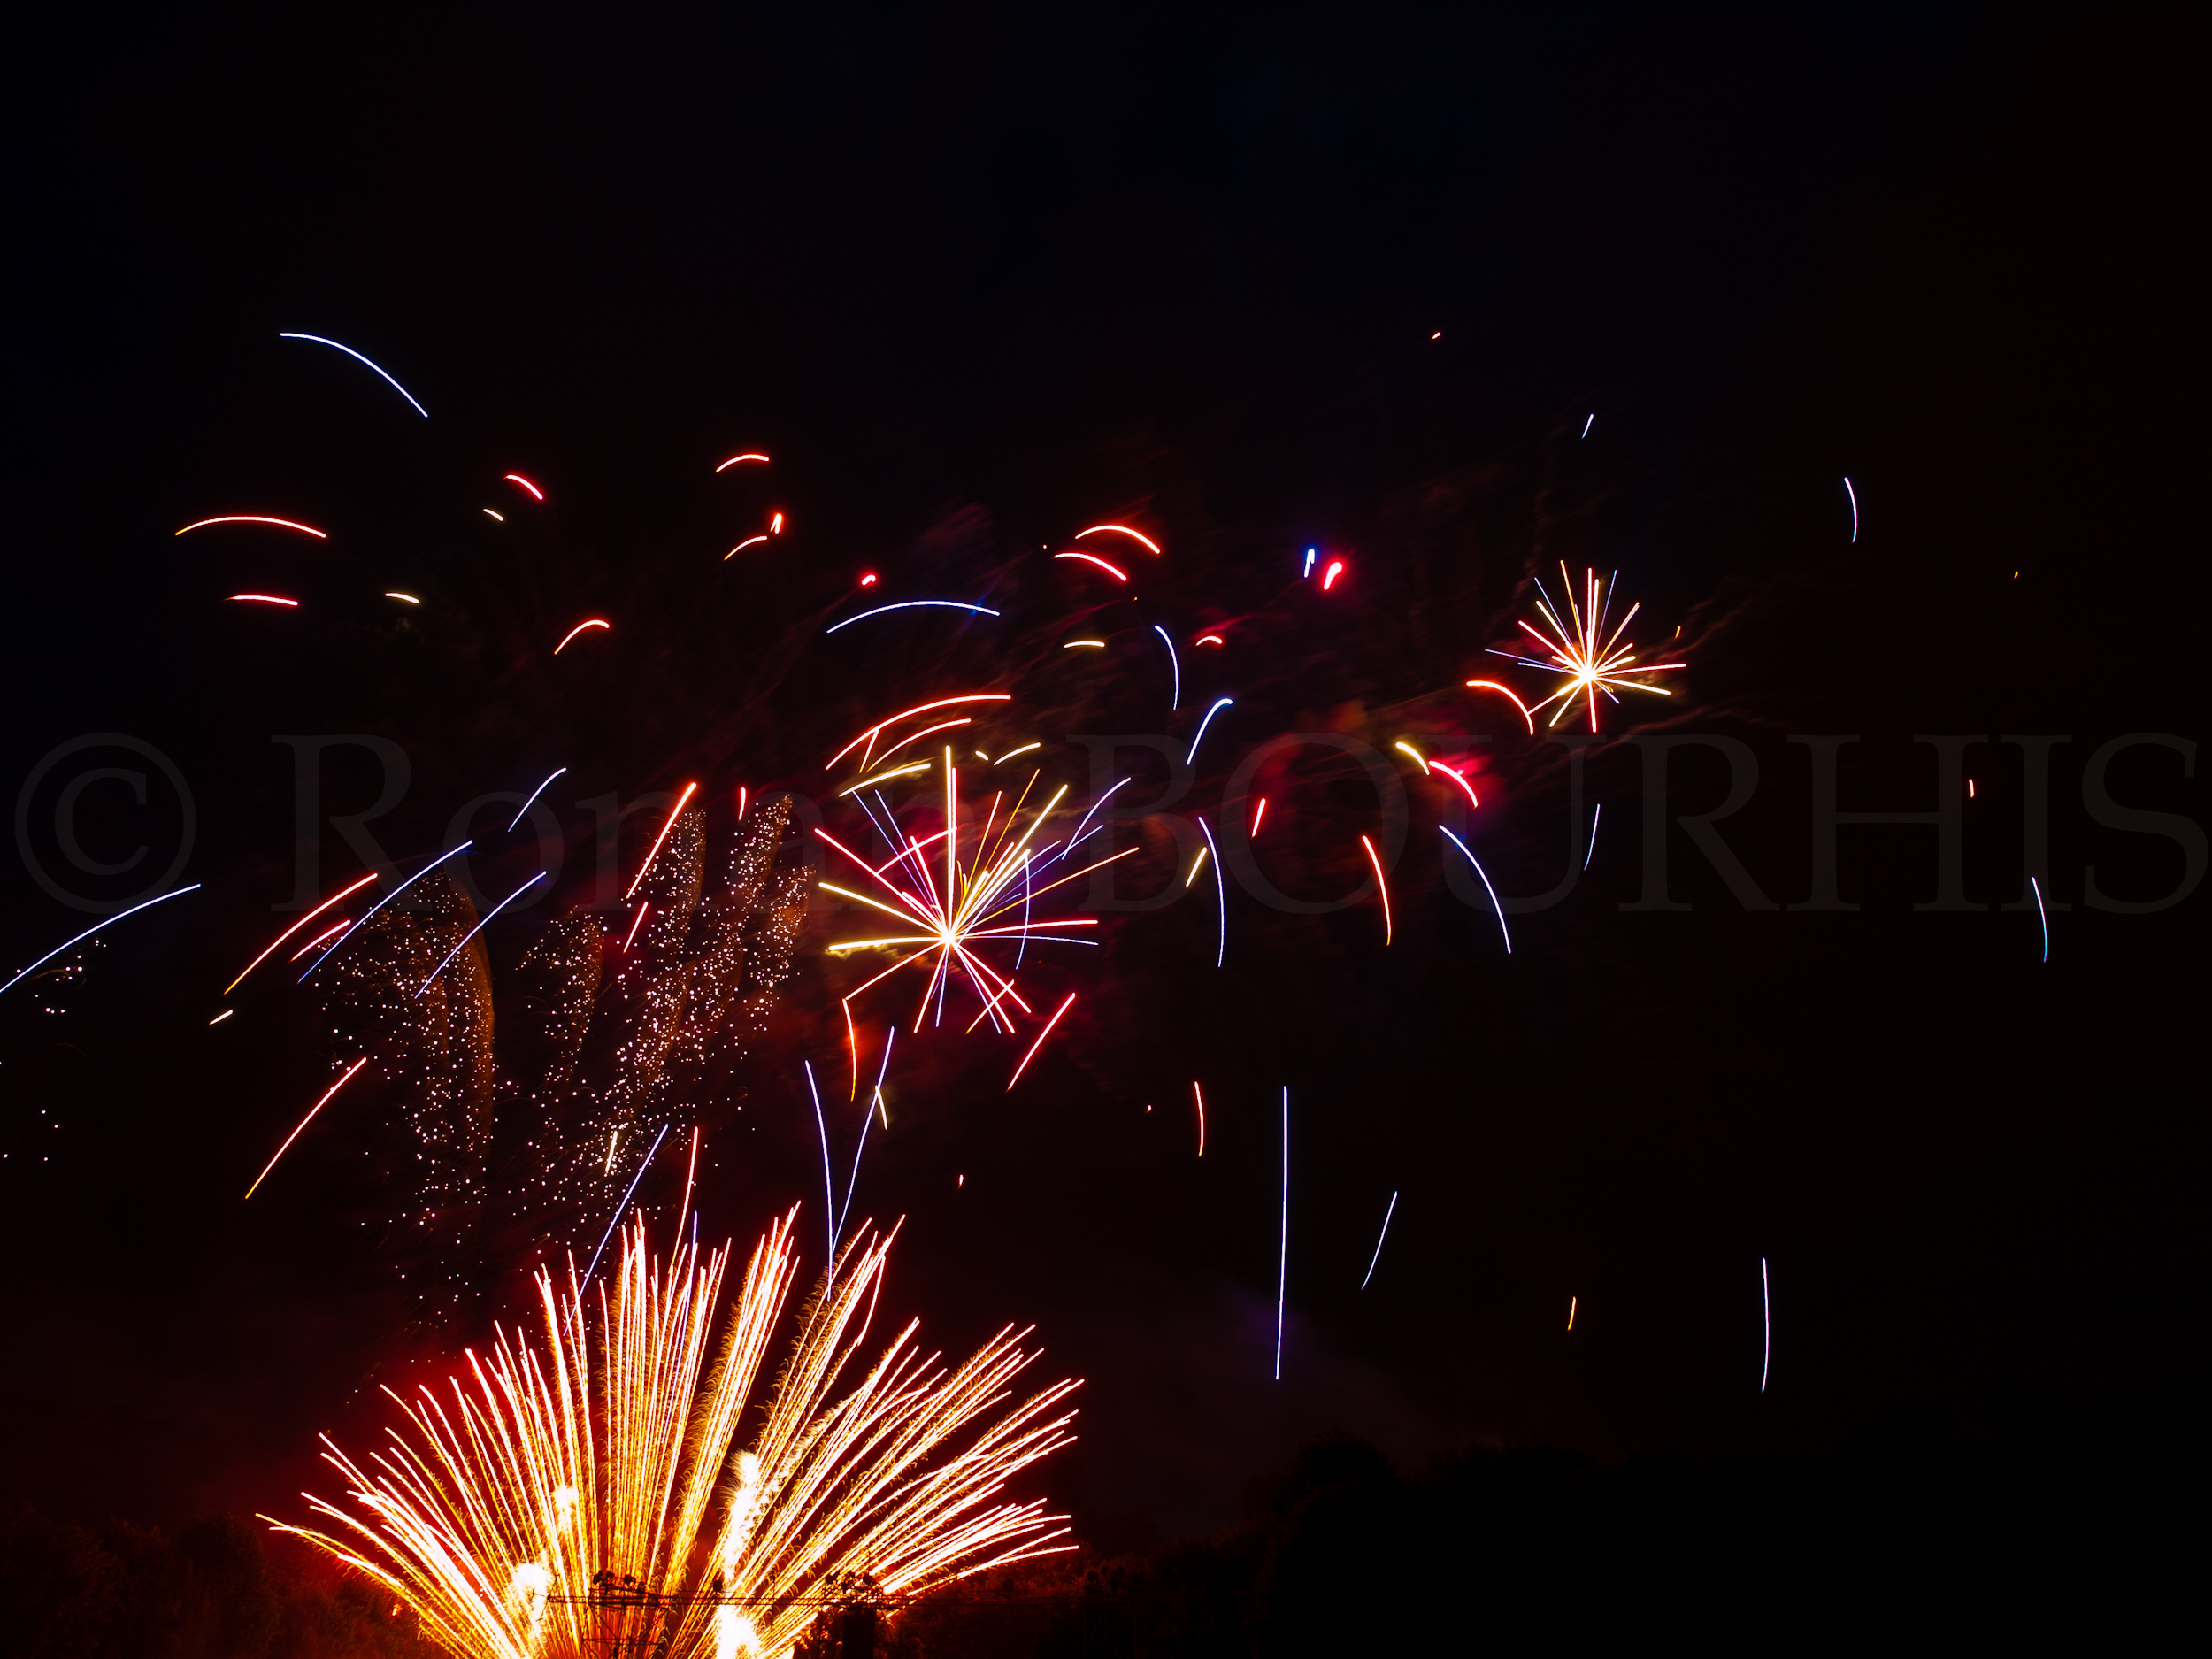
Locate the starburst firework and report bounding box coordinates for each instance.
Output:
[1487,563,1686,731]
[267,1211,1078,1659]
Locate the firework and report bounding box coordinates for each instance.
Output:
[1359,1192,1399,1290]
[268,1213,1078,1659]
[1485,563,1685,732]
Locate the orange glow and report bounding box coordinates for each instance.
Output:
[1053,551,1127,581]
[225,872,380,995]
[825,694,1011,770]
[1359,833,1392,946]
[228,594,299,607]
[625,781,699,901]
[1567,1296,1577,1330]
[503,473,544,500]
[724,535,769,558]
[176,515,326,538]
[1075,524,1164,555]
[770,511,785,534]
[714,452,772,471]
[1463,679,1537,735]
[242,1056,370,1199]
[1322,559,1346,590]
[554,618,610,653]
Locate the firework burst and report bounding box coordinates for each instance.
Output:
[267,1211,1078,1659]
[1486,563,1686,731]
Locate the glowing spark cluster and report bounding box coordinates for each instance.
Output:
[1486,564,1684,732]
[268,1215,1078,1659]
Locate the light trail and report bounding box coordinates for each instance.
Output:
[1844,477,1858,542]
[578,1122,670,1292]
[207,1009,233,1025]
[1429,760,1479,809]
[1276,1087,1289,1381]
[300,842,471,979]
[507,766,566,830]
[1359,1191,1399,1289]
[770,512,784,533]
[1440,827,1511,954]
[384,591,419,603]
[725,535,768,558]
[714,451,771,470]
[1359,833,1392,945]
[1194,634,1225,646]
[1302,548,1317,578]
[826,600,1001,634]
[1192,1081,1205,1156]
[805,1062,834,1265]
[995,742,1041,764]
[826,695,1011,769]
[619,902,652,954]
[1393,741,1430,774]
[2032,875,2048,963]
[177,515,326,538]
[1198,814,1225,967]
[554,618,610,652]
[1054,551,1127,581]
[837,1031,895,1247]
[1075,523,1163,555]
[1249,797,1268,837]
[1152,625,1180,710]
[626,781,699,900]
[1760,1257,1771,1392]
[1584,803,1601,869]
[1581,412,1594,438]
[1183,844,1210,887]
[279,333,429,416]
[225,872,380,995]
[227,595,299,607]
[1056,778,1130,864]
[482,508,503,522]
[242,1056,370,1199]
[678,1125,700,1229]
[876,718,970,764]
[1568,1296,1577,1330]
[414,870,547,996]
[1063,640,1105,649]
[1321,559,1346,591]
[288,919,351,960]
[503,473,544,500]
[1463,680,1537,734]
[1007,993,1077,1090]
[835,762,932,797]
[0,883,200,1000]
[1185,697,1233,766]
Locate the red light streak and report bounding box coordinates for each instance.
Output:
[1322,560,1346,591]
[1463,680,1537,734]
[242,1057,370,1199]
[1007,993,1077,1090]
[225,872,380,995]
[770,512,785,534]
[724,535,768,559]
[625,781,699,901]
[714,452,771,471]
[503,473,544,500]
[1359,833,1392,946]
[825,695,1011,770]
[860,572,878,586]
[1429,760,1479,809]
[1074,524,1163,555]
[620,902,652,954]
[288,919,351,961]
[1053,551,1127,581]
[177,515,326,539]
[877,718,972,764]
[1249,797,1267,837]
[1194,634,1225,646]
[736,787,749,820]
[228,595,299,607]
[554,618,610,653]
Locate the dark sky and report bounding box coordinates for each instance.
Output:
[3,5,2202,1547]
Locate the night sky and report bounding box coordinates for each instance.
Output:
[4,6,2201,1551]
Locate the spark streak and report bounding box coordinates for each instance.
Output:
[0,883,201,1001]
[1585,802,1601,868]
[1844,477,1859,542]
[1359,1191,1399,1289]
[177,515,326,538]
[1152,625,1179,710]
[1276,1087,1289,1381]
[1007,994,1076,1090]
[579,1122,670,1292]
[1440,827,1511,954]
[1197,814,1225,967]
[414,871,547,996]
[1075,523,1163,555]
[725,535,769,558]
[226,872,380,995]
[1054,551,1127,581]
[715,451,771,470]
[279,333,429,417]
[1192,1081,1205,1156]
[503,473,544,500]
[826,601,1000,634]
[554,618,610,652]
[506,767,567,830]
[228,595,299,606]
[1463,680,1537,735]
[299,843,471,979]
[1760,1257,1770,1392]
[2031,875,2048,963]
[626,781,699,900]
[1359,834,1392,946]
[242,1057,369,1199]
[1486,565,1685,731]
[1185,697,1233,766]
